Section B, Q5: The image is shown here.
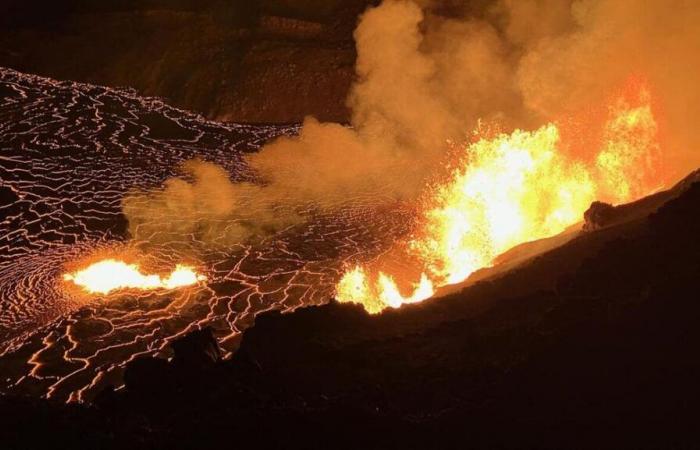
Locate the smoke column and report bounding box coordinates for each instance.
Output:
[123,0,700,246]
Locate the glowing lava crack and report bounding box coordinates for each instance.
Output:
[63,260,207,294]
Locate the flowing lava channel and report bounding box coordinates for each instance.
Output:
[336,88,662,314]
[63,259,207,295]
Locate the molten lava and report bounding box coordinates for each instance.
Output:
[63,259,207,294]
[336,266,435,314]
[337,90,661,314]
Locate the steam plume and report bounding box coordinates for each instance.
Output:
[124,0,700,246]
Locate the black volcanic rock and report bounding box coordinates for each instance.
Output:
[650,181,700,236]
[583,200,616,230]
[171,327,221,370]
[123,356,174,397]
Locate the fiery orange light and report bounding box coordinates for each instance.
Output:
[336,266,434,314]
[337,88,661,314]
[63,259,206,295]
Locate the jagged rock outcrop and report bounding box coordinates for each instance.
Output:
[171,327,221,370]
[583,200,616,231]
[120,327,221,399]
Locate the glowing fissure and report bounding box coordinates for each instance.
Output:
[63,259,206,295]
[336,93,661,314]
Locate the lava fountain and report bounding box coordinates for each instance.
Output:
[336,87,661,314]
[63,259,207,295]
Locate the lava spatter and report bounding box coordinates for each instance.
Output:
[336,89,662,313]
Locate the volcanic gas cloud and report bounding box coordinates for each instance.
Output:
[120,0,700,312]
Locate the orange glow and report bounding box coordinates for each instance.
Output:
[336,266,434,314]
[336,88,661,314]
[63,259,207,294]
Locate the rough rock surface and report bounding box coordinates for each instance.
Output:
[583,200,616,230]
[0,0,374,123]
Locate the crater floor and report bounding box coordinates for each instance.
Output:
[0,68,410,401]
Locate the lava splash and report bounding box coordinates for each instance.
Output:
[336,88,662,313]
[63,260,206,295]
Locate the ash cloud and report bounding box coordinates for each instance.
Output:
[505,0,700,176]
[122,159,302,246]
[124,0,700,246]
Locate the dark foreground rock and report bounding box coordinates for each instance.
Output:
[3,181,700,449]
[583,200,616,230]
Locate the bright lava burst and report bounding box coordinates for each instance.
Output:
[336,89,661,314]
[63,259,207,294]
